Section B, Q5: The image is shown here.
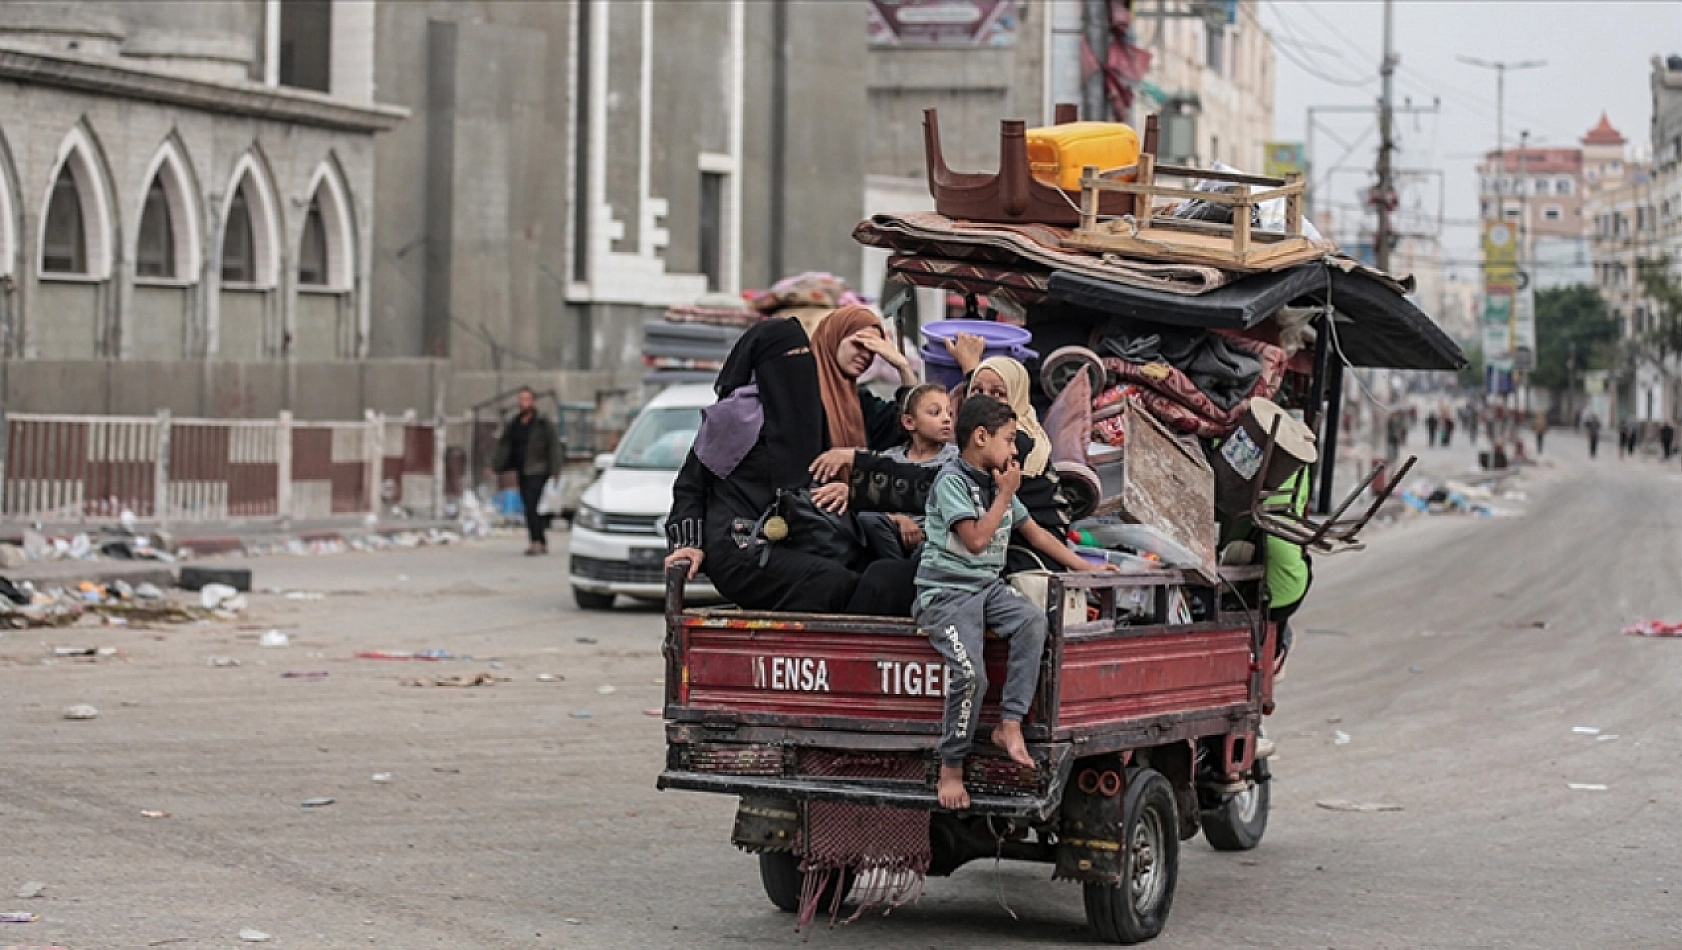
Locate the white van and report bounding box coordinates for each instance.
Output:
[568,384,718,609]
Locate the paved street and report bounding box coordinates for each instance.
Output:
[5,431,1680,949]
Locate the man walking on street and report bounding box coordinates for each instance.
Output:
[1532,413,1548,455]
[1662,421,1676,460]
[1584,412,1601,459]
[492,387,561,556]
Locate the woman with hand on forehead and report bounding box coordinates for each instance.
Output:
[663,306,927,615]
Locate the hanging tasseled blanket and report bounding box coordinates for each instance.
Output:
[795,752,933,932]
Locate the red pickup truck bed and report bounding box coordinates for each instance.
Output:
[659,566,1274,818]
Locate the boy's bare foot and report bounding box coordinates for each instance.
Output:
[994,719,1034,768]
[937,764,970,810]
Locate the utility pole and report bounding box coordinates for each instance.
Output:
[1082,0,1110,121]
[1456,56,1546,165]
[1372,0,1397,274]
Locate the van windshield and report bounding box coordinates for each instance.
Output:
[614,406,703,470]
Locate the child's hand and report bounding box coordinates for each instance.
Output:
[1080,561,1123,573]
[995,457,1022,499]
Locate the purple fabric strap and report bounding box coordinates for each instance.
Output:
[694,383,763,480]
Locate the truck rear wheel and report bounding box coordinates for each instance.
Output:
[1083,768,1179,944]
[1201,777,1270,851]
[757,851,854,914]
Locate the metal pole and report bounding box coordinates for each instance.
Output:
[1374,0,1395,274]
[1083,0,1110,121]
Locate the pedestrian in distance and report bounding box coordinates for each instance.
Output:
[1441,414,1455,447]
[1662,421,1676,460]
[1425,412,1440,448]
[491,387,561,556]
[1584,412,1601,459]
[1532,413,1548,455]
[914,396,1114,811]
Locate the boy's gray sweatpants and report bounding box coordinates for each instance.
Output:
[916,580,1048,767]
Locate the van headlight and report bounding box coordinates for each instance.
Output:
[574,504,608,531]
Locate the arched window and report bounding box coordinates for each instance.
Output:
[221,182,256,283]
[298,161,354,290]
[298,195,327,286]
[135,178,174,278]
[41,164,85,274]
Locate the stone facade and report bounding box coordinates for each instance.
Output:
[0,0,871,419]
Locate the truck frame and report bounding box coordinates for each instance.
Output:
[658,558,1277,943]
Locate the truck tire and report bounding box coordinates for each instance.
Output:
[1083,768,1179,944]
[571,587,616,610]
[1201,778,1270,852]
[758,851,854,915]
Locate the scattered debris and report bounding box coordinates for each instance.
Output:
[1623,620,1682,638]
[537,674,563,683]
[280,670,329,679]
[199,583,240,609]
[355,650,458,661]
[14,883,45,900]
[258,630,289,648]
[300,797,335,808]
[140,810,170,819]
[569,710,593,720]
[1316,799,1402,813]
[180,566,252,593]
[575,637,598,644]
[564,918,582,925]
[1597,734,1621,743]
[284,591,327,601]
[1501,620,1550,630]
[372,773,392,784]
[402,672,503,688]
[1407,665,1423,674]
[62,704,99,721]
[1572,726,1602,736]
[1567,783,1609,792]
[1,911,40,923]
[643,708,662,717]
[238,927,273,942]
[597,684,616,695]
[1333,730,1351,746]
[207,657,241,668]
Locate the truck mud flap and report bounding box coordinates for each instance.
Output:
[732,796,800,853]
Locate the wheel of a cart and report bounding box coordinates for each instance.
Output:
[1201,776,1270,851]
[1040,345,1106,400]
[1083,768,1179,944]
[757,851,855,914]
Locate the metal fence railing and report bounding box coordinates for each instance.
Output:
[0,410,447,525]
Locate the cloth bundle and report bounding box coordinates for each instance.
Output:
[1098,335,1287,439]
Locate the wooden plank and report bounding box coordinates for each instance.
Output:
[1060,227,1322,272]
[1232,184,1252,257]
[1151,163,1288,187]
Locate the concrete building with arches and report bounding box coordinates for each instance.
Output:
[0,0,401,418]
[0,1,869,422]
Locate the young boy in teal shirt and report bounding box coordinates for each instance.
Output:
[917,396,1111,810]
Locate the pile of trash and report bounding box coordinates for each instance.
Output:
[0,578,215,630]
[1,526,177,568]
[1396,478,1527,519]
[236,528,463,559]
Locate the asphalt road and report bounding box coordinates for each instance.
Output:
[4,430,1679,949]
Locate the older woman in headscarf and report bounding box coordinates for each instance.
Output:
[663,307,924,614]
[954,355,1076,575]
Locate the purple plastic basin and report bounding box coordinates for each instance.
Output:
[921,319,1032,349]
[920,341,1038,390]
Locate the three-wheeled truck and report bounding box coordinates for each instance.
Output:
[656,113,1465,943]
[660,558,1277,942]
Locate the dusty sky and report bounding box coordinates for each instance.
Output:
[1261,0,1682,274]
